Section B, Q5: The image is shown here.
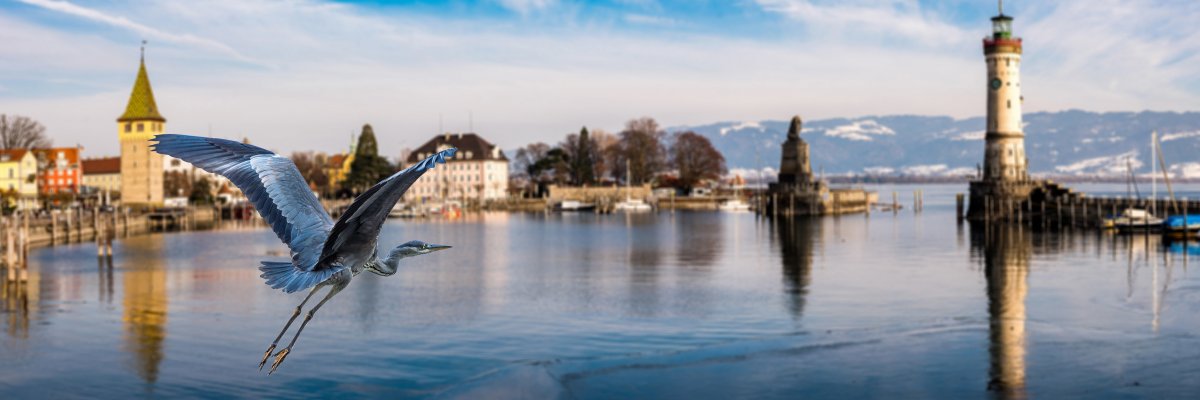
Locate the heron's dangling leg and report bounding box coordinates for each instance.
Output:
[269,279,348,375]
[258,285,324,370]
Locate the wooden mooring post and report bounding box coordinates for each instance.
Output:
[955,193,964,222]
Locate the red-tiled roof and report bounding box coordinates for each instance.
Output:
[82,157,121,175]
[327,154,347,168]
[33,147,81,166]
[0,149,29,162]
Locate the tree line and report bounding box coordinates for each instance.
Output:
[511,117,726,194]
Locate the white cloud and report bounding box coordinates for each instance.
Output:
[495,0,557,15]
[0,0,1196,160]
[755,0,967,46]
[623,13,676,27]
[16,0,257,64]
[1170,162,1200,179]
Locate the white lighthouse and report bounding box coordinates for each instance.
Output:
[968,0,1037,219]
[982,2,1027,182]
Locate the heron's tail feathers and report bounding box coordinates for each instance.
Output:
[258,261,335,293]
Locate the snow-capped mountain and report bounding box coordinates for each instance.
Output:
[674,110,1200,178]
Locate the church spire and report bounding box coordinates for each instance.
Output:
[118,43,165,123]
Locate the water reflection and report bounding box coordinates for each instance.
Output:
[120,236,169,383]
[626,213,665,316]
[674,213,722,267]
[769,217,821,319]
[973,223,1029,399]
[2,267,39,341]
[99,255,114,304]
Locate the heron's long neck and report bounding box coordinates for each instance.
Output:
[369,249,404,276]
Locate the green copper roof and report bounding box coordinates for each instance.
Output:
[117,59,166,122]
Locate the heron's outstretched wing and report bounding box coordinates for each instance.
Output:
[320,148,456,261]
[151,134,333,271]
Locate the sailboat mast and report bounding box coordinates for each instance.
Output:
[1152,131,1157,216]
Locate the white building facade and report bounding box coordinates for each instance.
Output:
[404,133,509,203]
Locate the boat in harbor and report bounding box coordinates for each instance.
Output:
[555,200,596,212]
[719,199,751,212]
[389,204,423,218]
[1107,208,1164,232]
[614,196,652,212]
[1164,215,1200,237]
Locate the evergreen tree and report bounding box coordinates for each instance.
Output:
[575,127,595,185]
[189,176,215,205]
[344,124,395,194]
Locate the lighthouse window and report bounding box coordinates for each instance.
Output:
[1007,100,1012,109]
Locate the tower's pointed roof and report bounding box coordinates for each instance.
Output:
[117,58,166,122]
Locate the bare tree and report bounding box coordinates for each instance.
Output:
[512,142,551,180]
[0,114,52,150]
[612,117,666,185]
[589,129,618,182]
[670,131,726,191]
[290,151,330,195]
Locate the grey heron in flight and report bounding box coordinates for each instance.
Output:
[152,134,455,374]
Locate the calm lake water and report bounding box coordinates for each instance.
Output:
[3,184,1200,399]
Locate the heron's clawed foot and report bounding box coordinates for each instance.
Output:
[258,344,276,370]
[268,348,290,375]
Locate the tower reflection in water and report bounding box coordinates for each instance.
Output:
[769,216,820,319]
[972,223,1030,398]
[120,236,169,383]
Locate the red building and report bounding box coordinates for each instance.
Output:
[33,147,83,195]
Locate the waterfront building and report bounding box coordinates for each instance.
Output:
[163,153,231,199]
[32,147,82,196]
[763,116,872,216]
[0,149,40,210]
[82,157,122,194]
[403,133,509,202]
[967,3,1039,219]
[324,135,357,191]
[118,50,166,207]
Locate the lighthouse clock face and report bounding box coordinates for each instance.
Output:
[990,78,1003,90]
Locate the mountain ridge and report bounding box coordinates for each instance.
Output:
[670,110,1200,178]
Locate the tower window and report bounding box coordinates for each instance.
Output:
[1007,100,1011,109]
[1006,59,1010,67]
[137,123,144,132]
[125,123,132,133]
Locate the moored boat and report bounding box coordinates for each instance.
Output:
[719,199,751,212]
[1163,215,1200,237]
[1108,208,1163,233]
[555,200,596,212]
[614,196,652,212]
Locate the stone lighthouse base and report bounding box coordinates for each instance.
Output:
[967,179,1040,220]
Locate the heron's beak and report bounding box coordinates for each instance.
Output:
[429,244,452,252]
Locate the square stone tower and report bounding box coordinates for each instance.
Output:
[117,50,165,207]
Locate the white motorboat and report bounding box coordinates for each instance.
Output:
[555,200,596,212]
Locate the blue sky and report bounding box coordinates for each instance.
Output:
[1,0,1197,156]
